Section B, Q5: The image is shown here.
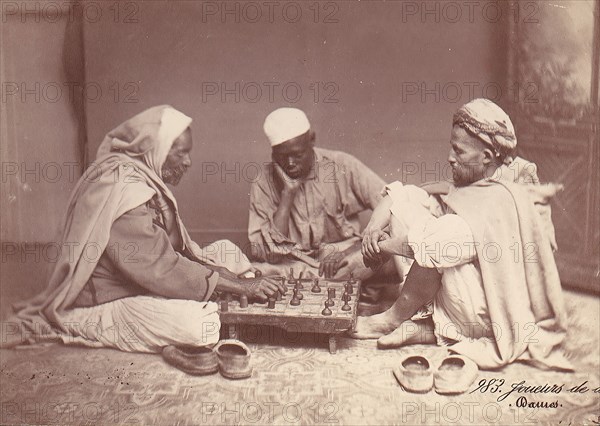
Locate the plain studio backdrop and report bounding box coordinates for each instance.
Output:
[1,0,598,290]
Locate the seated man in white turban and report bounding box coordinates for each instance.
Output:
[353,99,571,371]
[3,106,285,353]
[249,107,396,287]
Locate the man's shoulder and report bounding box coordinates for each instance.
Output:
[315,147,358,163]
[250,162,276,192]
[315,147,376,173]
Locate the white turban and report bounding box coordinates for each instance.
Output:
[263,107,310,147]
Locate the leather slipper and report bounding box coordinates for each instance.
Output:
[162,345,219,376]
[434,355,479,395]
[215,339,253,380]
[393,354,434,393]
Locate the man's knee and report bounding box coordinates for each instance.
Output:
[174,301,221,346]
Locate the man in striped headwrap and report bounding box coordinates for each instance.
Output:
[353,99,571,371]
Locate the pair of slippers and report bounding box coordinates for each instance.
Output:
[162,339,252,379]
[393,354,478,394]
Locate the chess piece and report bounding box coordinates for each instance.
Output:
[326,288,335,307]
[290,289,301,306]
[296,271,305,289]
[341,294,351,311]
[295,286,304,301]
[288,269,297,286]
[346,273,356,294]
[220,299,229,312]
[321,300,332,316]
[343,287,352,301]
[311,279,322,293]
[275,290,283,301]
[267,298,276,309]
[239,295,249,308]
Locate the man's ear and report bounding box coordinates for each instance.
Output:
[482,148,495,165]
[308,130,316,147]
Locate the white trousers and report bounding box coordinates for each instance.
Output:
[60,296,220,353]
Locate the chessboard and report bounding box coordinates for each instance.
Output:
[217,270,362,353]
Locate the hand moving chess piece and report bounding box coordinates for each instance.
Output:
[267,298,276,309]
[278,276,287,293]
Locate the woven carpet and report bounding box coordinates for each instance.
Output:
[1,290,599,425]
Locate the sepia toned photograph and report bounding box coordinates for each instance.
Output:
[1,0,599,424]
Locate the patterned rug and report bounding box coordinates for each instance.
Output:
[1,290,599,425]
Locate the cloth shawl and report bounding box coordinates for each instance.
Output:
[422,159,571,370]
[2,106,249,348]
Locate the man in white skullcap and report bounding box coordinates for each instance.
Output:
[353,99,571,372]
[248,107,394,287]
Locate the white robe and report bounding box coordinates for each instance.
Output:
[385,182,493,345]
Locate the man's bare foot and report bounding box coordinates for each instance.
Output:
[377,326,408,348]
[349,310,405,339]
[377,320,436,349]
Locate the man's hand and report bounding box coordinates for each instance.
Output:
[319,250,349,279]
[272,163,302,237]
[274,162,302,194]
[362,229,390,261]
[242,277,287,302]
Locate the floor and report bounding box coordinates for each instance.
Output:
[1,254,599,425]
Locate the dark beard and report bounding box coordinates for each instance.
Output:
[452,165,479,187]
[162,164,187,185]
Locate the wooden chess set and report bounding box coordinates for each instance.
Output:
[217,269,362,353]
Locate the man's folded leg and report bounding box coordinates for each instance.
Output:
[61,296,220,353]
[351,264,442,339]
